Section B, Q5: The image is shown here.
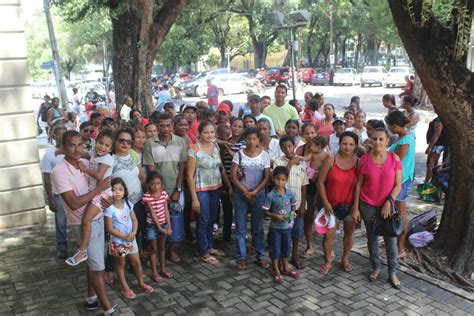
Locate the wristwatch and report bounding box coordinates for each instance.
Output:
[175,187,183,193]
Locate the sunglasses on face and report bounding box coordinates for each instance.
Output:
[83,129,93,133]
[118,138,133,145]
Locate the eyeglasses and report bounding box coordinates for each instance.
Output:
[83,129,93,133]
[118,138,133,145]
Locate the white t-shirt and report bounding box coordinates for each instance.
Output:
[104,202,134,244]
[120,105,132,122]
[267,138,283,162]
[112,153,143,204]
[72,94,80,109]
[329,133,340,156]
[40,147,65,194]
[89,150,114,191]
[346,127,368,144]
[232,150,270,191]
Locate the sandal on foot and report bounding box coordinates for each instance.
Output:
[160,271,174,279]
[319,263,332,275]
[368,271,380,282]
[397,251,407,260]
[151,274,163,283]
[388,278,401,290]
[237,260,247,269]
[208,249,225,257]
[139,284,154,293]
[274,274,284,284]
[341,262,353,272]
[300,249,313,259]
[121,289,136,299]
[289,259,305,269]
[65,249,88,266]
[202,255,220,267]
[257,259,270,269]
[283,270,300,279]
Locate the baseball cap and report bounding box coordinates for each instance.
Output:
[248,94,261,103]
[180,103,197,113]
[333,117,346,126]
[314,208,336,234]
[217,102,231,114]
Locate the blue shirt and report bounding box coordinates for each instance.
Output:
[389,132,416,182]
[263,188,297,229]
[104,202,134,244]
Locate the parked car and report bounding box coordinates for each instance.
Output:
[333,68,360,86]
[76,82,106,98]
[182,75,208,97]
[299,67,316,84]
[360,66,387,87]
[264,67,290,86]
[385,66,413,87]
[310,69,331,86]
[196,74,252,96]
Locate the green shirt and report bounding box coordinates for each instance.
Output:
[263,103,300,132]
[142,134,186,195]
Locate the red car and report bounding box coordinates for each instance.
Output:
[264,67,290,86]
[299,67,316,84]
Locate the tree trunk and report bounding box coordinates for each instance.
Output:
[341,38,347,67]
[389,0,474,274]
[366,36,376,65]
[110,0,187,117]
[354,33,362,68]
[306,15,318,67]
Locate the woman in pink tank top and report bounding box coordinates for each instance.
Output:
[317,131,359,275]
[353,128,402,289]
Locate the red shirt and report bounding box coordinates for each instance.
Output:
[188,119,199,140]
[207,85,219,105]
[143,191,169,224]
[326,158,358,206]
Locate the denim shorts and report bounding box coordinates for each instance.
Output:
[291,215,304,239]
[144,222,169,240]
[396,179,413,202]
[268,228,291,259]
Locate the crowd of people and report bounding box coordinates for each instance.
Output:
[40,83,450,315]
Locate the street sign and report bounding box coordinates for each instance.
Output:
[41,61,54,69]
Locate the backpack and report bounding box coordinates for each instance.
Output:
[40,103,51,122]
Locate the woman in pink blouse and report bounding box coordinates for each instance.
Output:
[352,128,402,289]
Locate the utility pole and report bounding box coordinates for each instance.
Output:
[225,49,231,73]
[329,4,334,70]
[43,0,68,108]
[289,28,297,101]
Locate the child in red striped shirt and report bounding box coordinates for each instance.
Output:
[143,171,173,283]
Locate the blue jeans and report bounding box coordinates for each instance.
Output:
[196,190,220,256]
[360,201,398,277]
[53,194,67,251]
[234,191,266,261]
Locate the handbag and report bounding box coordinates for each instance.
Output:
[371,196,404,237]
[236,150,245,181]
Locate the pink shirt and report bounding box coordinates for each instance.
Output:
[358,152,402,207]
[316,120,334,140]
[51,159,100,225]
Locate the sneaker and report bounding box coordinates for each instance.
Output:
[231,223,236,229]
[106,310,119,316]
[213,224,218,232]
[84,299,99,310]
[57,250,68,260]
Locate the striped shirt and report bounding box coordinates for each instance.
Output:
[220,138,245,175]
[143,191,168,224]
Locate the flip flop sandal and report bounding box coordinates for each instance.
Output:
[209,249,225,257]
[257,259,270,269]
[341,262,353,272]
[300,249,313,259]
[160,271,174,279]
[202,256,220,267]
[283,270,300,279]
[388,278,401,290]
[368,272,380,282]
[121,289,136,299]
[289,259,305,269]
[237,260,247,269]
[139,284,154,293]
[319,263,332,275]
[274,274,284,284]
[397,251,407,259]
[151,274,163,283]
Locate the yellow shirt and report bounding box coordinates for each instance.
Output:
[263,103,300,132]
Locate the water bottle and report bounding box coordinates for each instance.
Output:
[287,213,294,229]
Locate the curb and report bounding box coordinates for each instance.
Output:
[351,248,474,301]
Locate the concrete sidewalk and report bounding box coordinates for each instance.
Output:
[1,202,473,315]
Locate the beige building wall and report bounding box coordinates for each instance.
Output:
[0,0,46,228]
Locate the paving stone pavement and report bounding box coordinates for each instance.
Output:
[1,210,473,316]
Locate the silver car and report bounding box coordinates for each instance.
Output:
[360,66,387,87]
[385,67,413,88]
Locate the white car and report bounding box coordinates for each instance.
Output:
[333,68,360,86]
[196,74,252,96]
[76,82,106,97]
[360,66,387,87]
[385,67,413,87]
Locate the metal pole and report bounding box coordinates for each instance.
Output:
[290,28,296,101]
[329,5,333,71]
[226,49,230,73]
[43,0,68,109]
[102,39,112,116]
